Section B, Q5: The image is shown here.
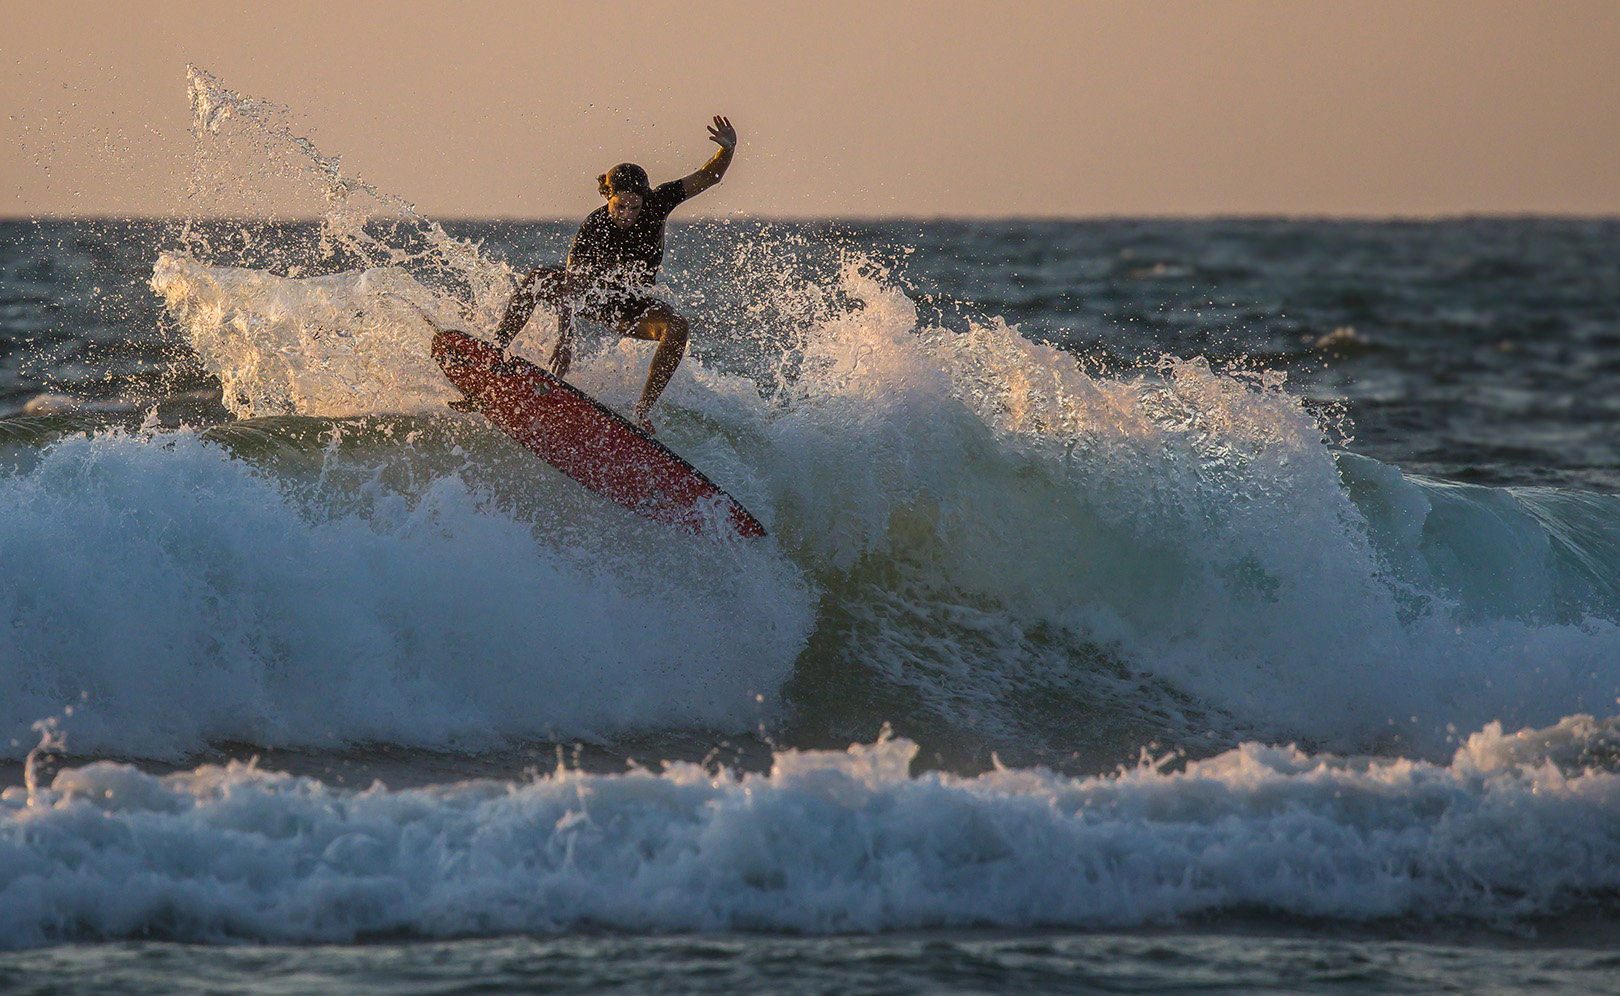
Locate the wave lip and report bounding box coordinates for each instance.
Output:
[3,716,1619,947]
[150,254,463,418]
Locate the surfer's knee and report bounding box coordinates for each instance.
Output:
[662,312,689,346]
[639,307,687,346]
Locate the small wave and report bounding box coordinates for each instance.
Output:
[3,714,1619,947]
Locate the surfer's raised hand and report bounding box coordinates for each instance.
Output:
[706,116,736,151]
[684,117,737,197]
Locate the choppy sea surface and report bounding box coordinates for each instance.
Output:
[2,69,1620,996]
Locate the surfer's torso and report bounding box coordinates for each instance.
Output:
[566,180,690,289]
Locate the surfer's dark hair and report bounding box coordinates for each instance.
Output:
[598,163,652,199]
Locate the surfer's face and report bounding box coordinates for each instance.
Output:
[608,192,644,226]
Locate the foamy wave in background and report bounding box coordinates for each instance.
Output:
[4,717,1620,947]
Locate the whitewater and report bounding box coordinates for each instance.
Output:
[6,251,1617,767]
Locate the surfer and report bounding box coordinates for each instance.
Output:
[491,115,737,433]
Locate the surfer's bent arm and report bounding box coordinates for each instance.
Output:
[681,115,736,198]
[494,266,572,351]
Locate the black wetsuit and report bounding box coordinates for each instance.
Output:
[566,180,690,325]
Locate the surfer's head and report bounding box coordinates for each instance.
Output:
[599,163,651,225]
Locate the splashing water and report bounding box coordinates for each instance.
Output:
[181,65,512,324]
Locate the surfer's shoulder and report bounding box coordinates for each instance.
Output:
[649,180,688,212]
[569,207,613,255]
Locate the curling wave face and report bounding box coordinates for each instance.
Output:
[763,271,1620,761]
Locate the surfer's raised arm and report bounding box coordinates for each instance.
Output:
[681,116,736,198]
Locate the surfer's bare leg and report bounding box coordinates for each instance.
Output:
[494,266,571,349]
[624,305,689,424]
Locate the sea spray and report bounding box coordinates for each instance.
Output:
[150,255,463,418]
[182,65,513,324]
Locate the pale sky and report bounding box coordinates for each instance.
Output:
[4,0,1618,218]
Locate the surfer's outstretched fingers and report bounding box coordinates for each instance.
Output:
[549,336,572,378]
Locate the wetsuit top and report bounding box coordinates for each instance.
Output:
[566,180,690,289]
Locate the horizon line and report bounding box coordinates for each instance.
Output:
[4,211,1620,225]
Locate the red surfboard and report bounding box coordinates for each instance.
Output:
[431,330,766,538]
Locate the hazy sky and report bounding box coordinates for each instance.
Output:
[5,0,1618,218]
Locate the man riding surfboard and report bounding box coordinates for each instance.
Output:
[489,115,737,434]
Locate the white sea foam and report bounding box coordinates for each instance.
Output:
[0,429,811,759]
[2,716,1618,947]
[150,255,465,418]
[723,268,1620,754]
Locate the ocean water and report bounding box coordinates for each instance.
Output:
[1,71,1619,994]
